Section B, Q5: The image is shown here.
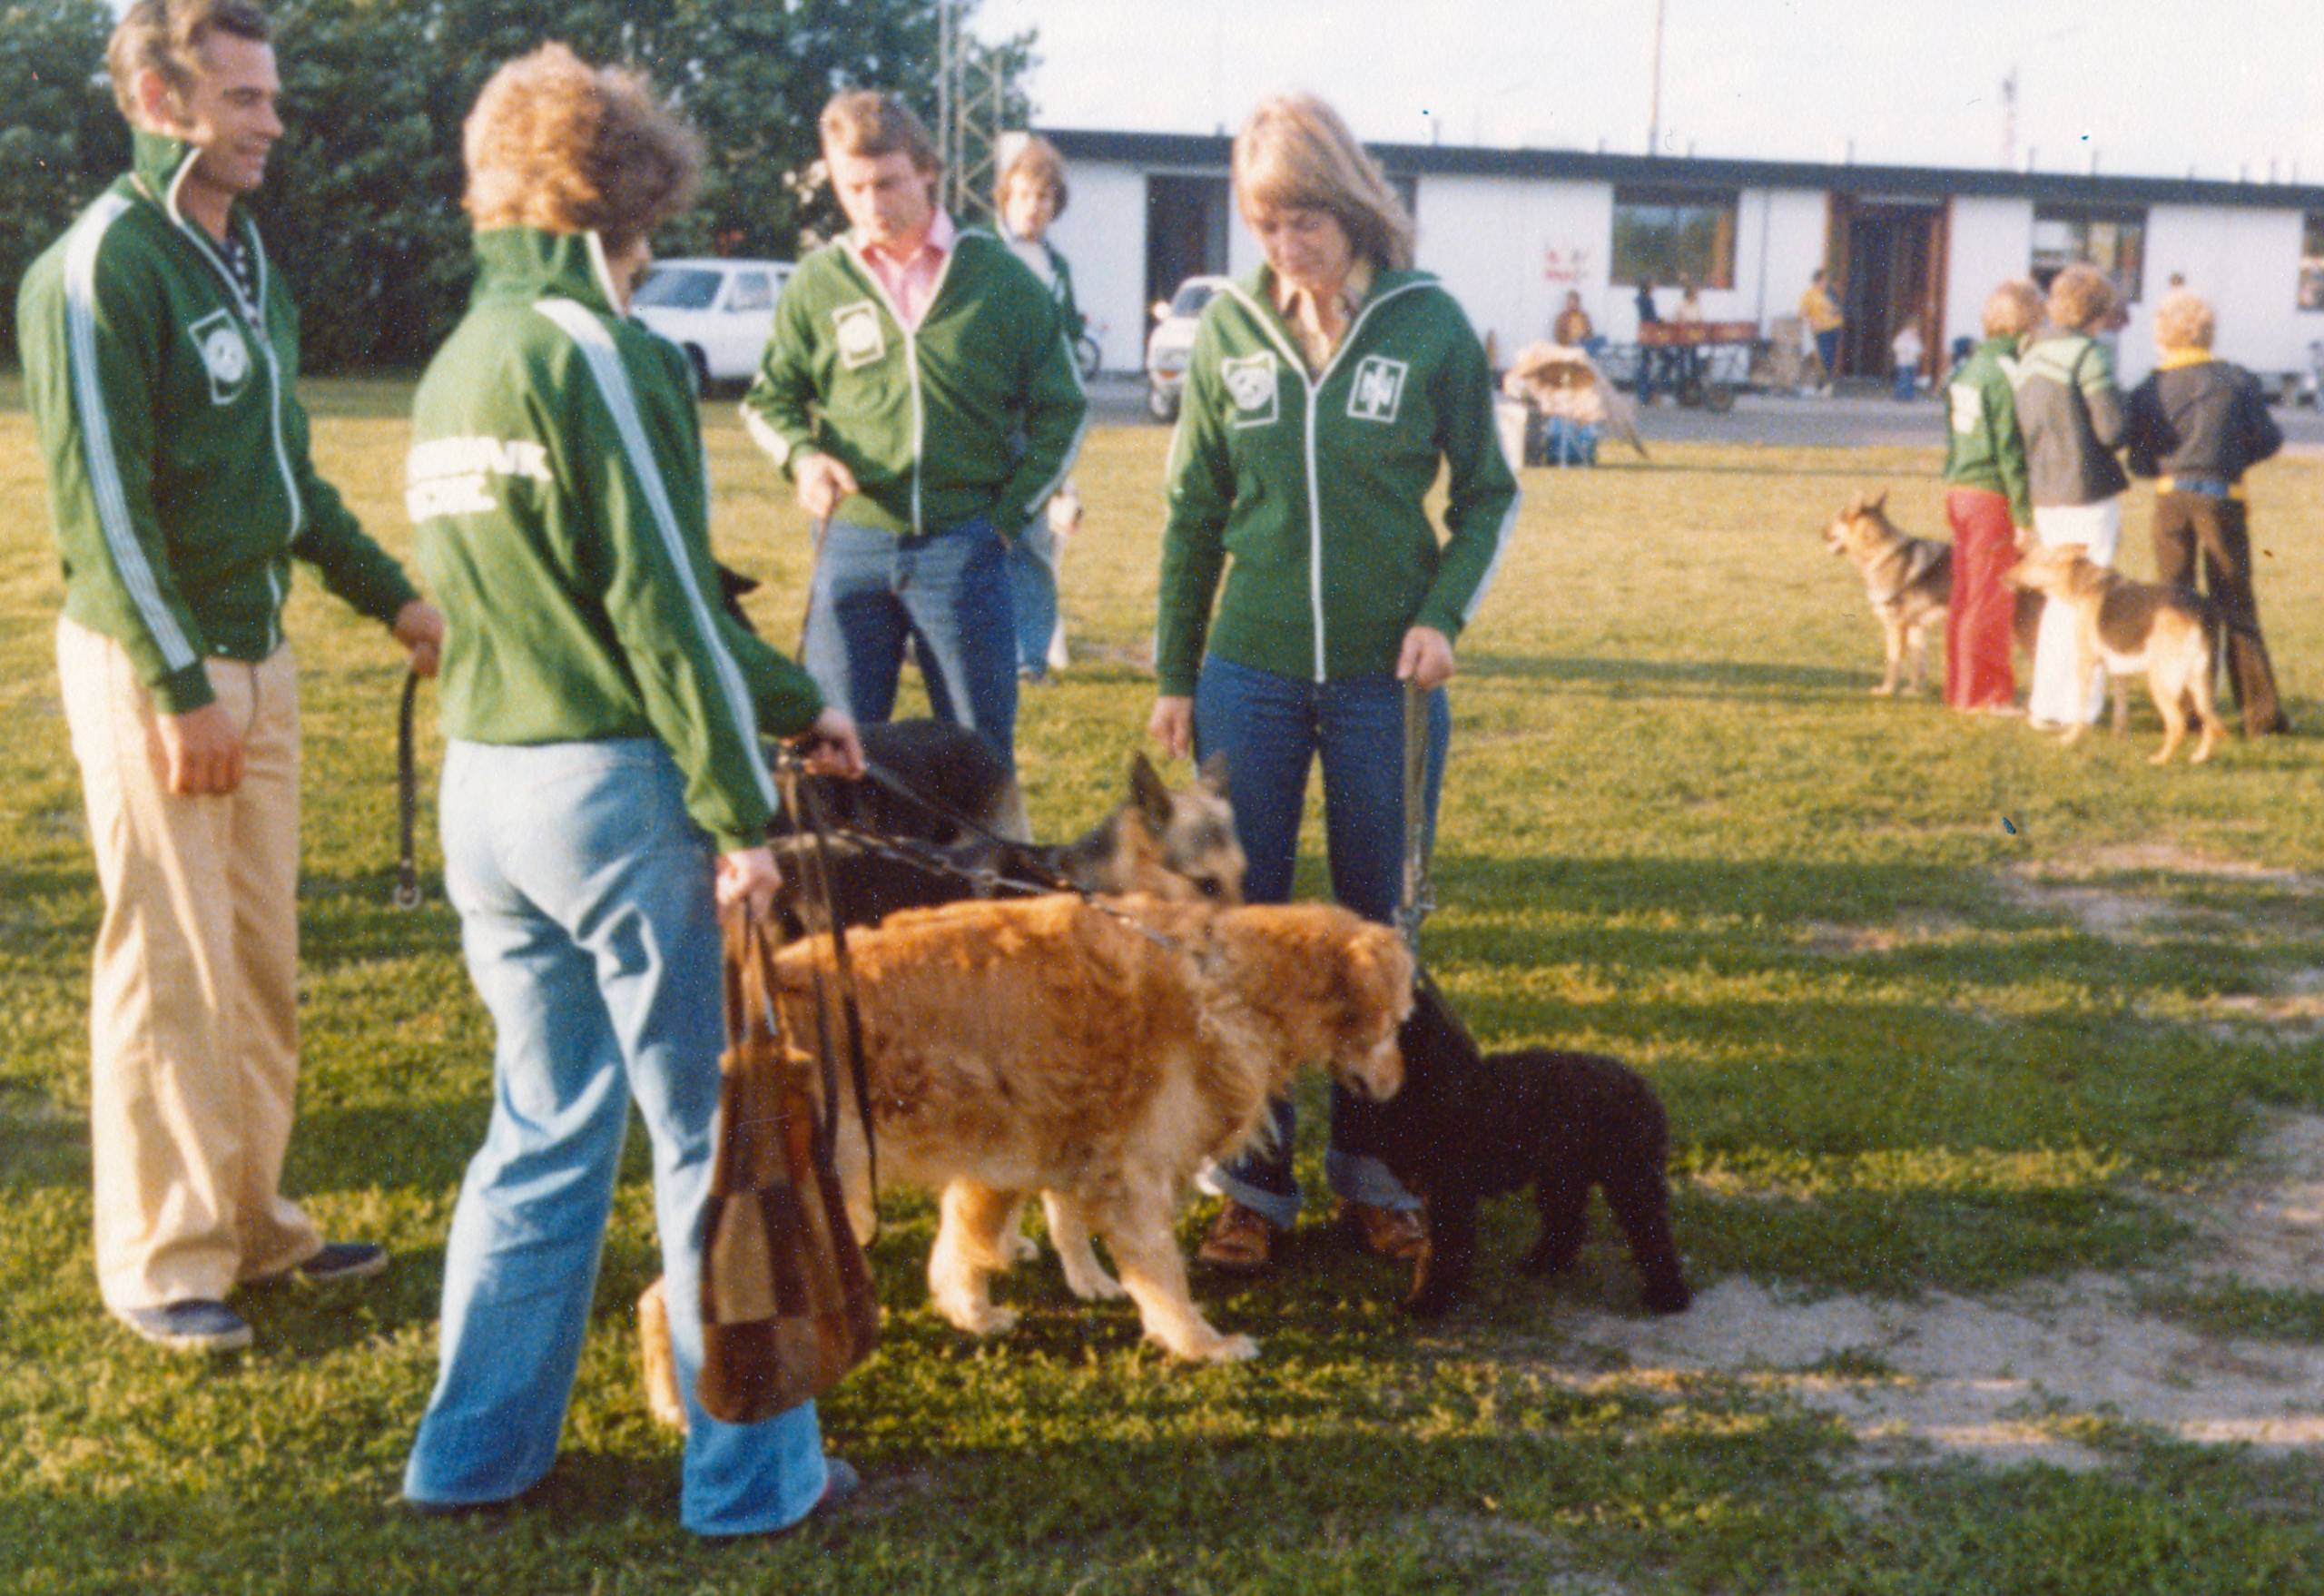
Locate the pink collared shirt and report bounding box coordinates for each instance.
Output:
[859,209,956,330]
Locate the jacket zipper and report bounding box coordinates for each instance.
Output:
[1223,279,1428,682]
[844,237,960,538]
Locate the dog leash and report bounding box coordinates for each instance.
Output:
[393,668,424,910]
[775,750,879,1229]
[798,514,831,655]
[1395,680,1436,955]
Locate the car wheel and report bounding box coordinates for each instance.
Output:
[684,346,712,394]
[1147,383,1179,423]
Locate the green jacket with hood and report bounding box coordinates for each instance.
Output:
[740,223,1088,537]
[1155,265,1521,696]
[15,132,419,714]
[1942,335,2034,526]
[407,228,822,852]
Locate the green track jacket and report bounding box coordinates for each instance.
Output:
[967,221,1086,341]
[740,224,1088,537]
[1155,266,1521,696]
[407,229,822,852]
[16,133,418,713]
[1942,336,2034,527]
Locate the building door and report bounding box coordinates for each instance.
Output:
[1827,196,1947,379]
[1147,175,1231,310]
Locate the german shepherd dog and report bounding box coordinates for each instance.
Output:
[1338,975,1690,1318]
[2006,544,2228,764]
[1822,492,2040,696]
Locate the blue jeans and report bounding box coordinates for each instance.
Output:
[403,739,829,1536]
[1006,521,1061,678]
[1815,329,1842,385]
[803,515,1018,766]
[1191,655,1448,1227]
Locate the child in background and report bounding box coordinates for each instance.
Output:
[1891,319,1925,401]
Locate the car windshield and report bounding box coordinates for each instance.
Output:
[1170,282,1219,318]
[632,268,723,310]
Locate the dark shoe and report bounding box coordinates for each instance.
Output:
[292,1241,389,1284]
[400,1494,517,1523]
[113,1299,252,1354]
[1335,1200,1427,1263]
[1196,1201,1275,1274]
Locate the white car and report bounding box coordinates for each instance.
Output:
[1145,274,1232,421]
[629,258,793,389]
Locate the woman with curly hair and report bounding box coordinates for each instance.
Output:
[2014,264,2130,730]
[399,43,862,1535]
[1151,93,1519,1275]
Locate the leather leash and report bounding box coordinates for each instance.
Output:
[798,514,831,655]
[1395,679,1435,954]
[393,668,423,910]
[776,751,879,1228]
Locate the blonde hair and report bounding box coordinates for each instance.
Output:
[995,135,1068,219]
[463,44,700,254]
[2045,264,2117,334]
[1232,93,1414,272]
[820,89,940,176]
[2152,289,2215,352]
[1982,279,2043,340]
[107,0,271,123]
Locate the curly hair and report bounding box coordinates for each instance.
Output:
[1232,93,1415,272]
[2045,264,2117,335]
[2152,289,2215,352]
[994,134,1068,220]
[462,44,700,254]
[1981,279,2043,340]
[107,0,272,123]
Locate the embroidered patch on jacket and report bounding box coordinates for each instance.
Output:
[1221,351,1280,428]
[832,301,887,369]
[1346,355,1408,424]
[1947,384,1981,435]
[186,309,253,408]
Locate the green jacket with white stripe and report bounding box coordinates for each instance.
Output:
[407,228,822,852]
[16,132,419,714]
[1155,265,1521,697]
[739,223,1088,537]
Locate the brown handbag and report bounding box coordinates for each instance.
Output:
[695,906,881,1424]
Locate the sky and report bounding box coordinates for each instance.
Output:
[979,0,2324,184]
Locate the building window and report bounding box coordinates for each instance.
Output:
[2030,203,2145,302]
[2301,213,2324,310]
[1610,187,1738,289]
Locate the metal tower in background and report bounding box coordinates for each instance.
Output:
[937,0,1010,220]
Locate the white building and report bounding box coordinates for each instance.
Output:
[1045,129,2324,388]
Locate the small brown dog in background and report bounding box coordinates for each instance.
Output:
[1822,491,2040,696]
[2006,543,2227,764]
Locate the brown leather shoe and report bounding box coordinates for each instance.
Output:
[1196,1201,1275,1273]
[1336,1200,1426,1262]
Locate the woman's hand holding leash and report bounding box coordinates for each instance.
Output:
[393,599,446,678]
[1147,695,1194,761]
[716,845,782,917]
[797,706,866,780]
[1396,626,1456,691]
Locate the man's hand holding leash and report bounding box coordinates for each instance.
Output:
[793,453,859,522]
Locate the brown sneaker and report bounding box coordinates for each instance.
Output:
[1196,1201,1275,1273]
[1336,1200,1426,1262]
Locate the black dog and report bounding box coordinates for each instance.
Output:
[1340,974,1691,1318]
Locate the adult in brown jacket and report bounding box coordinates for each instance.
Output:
[2123,290,2289,735]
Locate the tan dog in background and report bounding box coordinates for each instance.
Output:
[1823,491,2040,696]
[2007,544,2226,764]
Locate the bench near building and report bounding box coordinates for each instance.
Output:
[1044,129,2324,391]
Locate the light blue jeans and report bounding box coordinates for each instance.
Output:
[402,739,829,1536]
[1006,521,1061,678]
[1191,655,1447,1227]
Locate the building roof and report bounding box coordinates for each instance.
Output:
[1043,128,2324,213]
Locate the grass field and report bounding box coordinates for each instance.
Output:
[6,377,2324,1593]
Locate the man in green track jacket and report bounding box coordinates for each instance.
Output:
[15,0,442,1355]
[741,90,1088,767]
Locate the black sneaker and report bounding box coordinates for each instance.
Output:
[113,1299,253,1353]
[293,1241,389,1284]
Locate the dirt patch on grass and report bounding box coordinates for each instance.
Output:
[1798,913,1971,956]
[1994,843,2323,943]
[1556,1114,2324,1472]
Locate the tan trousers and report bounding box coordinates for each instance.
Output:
[56,616,320,1311]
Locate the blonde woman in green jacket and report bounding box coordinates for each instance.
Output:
[1150,93,1521,1276]
[399,44,860,1538]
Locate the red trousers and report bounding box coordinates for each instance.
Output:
[1944,488,2017,710]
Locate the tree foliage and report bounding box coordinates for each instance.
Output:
[3,0,1035,370]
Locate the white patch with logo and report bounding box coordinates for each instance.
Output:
[1221,351,1280,428]
[187,309,253,407]
[1345,355,1409,424]
[1948,383,1982,436]
[832,300,887,370]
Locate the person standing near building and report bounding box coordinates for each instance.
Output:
[1632,276,1664,403]
[15,0,443,1355]
[1890,317,1925,401]
[1941,281,2041,714]
[399,43,862,1533]
[1799,269,1844,394]
[974,135,1086,683]
[2015,264,2131,731]
[1552,288,1596,351]
[2123,289,2289,736]
[743,92,1088,766]
[1150,92,1521,1275]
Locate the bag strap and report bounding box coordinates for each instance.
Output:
[775,758,879,1229]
